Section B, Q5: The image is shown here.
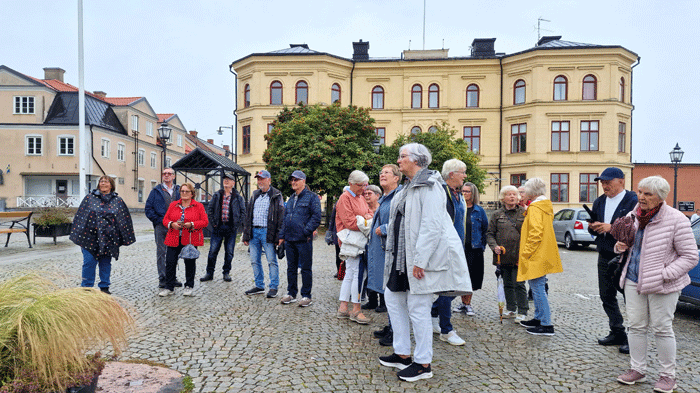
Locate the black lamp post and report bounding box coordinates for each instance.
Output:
[217,125,236,163]
[669,143,684,209]
[157,122,172,172]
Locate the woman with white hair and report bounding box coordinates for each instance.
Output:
[378,143,471,382]
[336,170,374,324]
[486,185,528,322]
[614,176,698,393]
[517,177,562,336]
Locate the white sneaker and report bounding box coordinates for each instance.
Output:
[439,330,466,346]
[158,289,173,297]
[465,305,475,316]
[183,286,194,296]
[514,314,527,323]
[453,303,468,314]
[432,317,440,334]
[502,310,516,318]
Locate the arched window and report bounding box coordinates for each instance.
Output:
[428,84,439,108]
[553,76,567,101]
[411,126,421,135]
[582,75,597,100]
[619,77,625,103]
[372,86,384,109]
[331,83,341,103]
[411,84,422,109]
[244,84,251,108]
[295,81,308,105]
[270,81,283,105]
[514,79,526,105]
[428,126,438,133]
[466,84,479,107]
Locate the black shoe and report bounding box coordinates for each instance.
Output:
[375,305,387,313]
[526,325,555,336]
[174,281,183,287]
[361,302,377,310]
[158,283,166,289]
[519,318,541,328]
[99,287,111,295]
[244,287,265,296]
[598,332,627,346]
[223,274,232,282]
[619,344,630,354]
[266,289,278,298]
[200,274,213,282]
[397,362,433,382]
[379,353,412,370]
[374,325,391,339]
[378,332,393,347]
[333,273,338,278]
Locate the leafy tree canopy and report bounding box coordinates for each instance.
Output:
[378,121,487,192]
[263,103,380,198]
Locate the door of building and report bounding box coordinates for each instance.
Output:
[56,180,68,202]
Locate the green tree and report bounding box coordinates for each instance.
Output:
[378,121,487,191]
[263,103,380,200]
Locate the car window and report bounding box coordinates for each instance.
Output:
[561,210,574,221]
[577,211,591,220]
[553,211,564,220]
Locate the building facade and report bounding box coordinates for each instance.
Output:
[632,163,700,217]
[230,37,639,208]
[0,65,200,209]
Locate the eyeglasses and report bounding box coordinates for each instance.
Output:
[290,178,302,182]
[162,172,174,176]
[462,190,472,193]
[180,190,192,194]
[398,154,410,160]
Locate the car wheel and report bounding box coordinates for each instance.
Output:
[564,233,574,250]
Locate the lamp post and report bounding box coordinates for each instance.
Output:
[669,143,684,209]
[217,125,236,163]
[157,122,172,172]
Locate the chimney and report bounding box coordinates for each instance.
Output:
[537,35,562,46]
[43,67,66,82]
[352,40,369,61]
[189,131,198,137]
[223,145,230,152]
[93,91,107,98]
[471,38,496,58]
[207,139,214,144]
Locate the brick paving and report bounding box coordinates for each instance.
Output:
[1,212,699,392]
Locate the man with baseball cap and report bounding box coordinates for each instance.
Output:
[588,167,637,354]
[241,170,285,298]
[279,170,321,307]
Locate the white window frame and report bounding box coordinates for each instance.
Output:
[131,115,139,132]
[101,138,110,158]
[177,134,183,147]
[14,96,35,114]
[150,152,157,168]
[146,122,153,137]
[25,135,43,156]
[117,143,126,161]
[138,149,145,166]
[57,135,75,156]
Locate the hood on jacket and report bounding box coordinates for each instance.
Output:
[527,198,553,216]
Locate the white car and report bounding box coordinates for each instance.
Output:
[552,208,595,250]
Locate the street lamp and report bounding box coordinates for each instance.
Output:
[157,122,172,171]
[217,125,236,163]
[669,143,684,209]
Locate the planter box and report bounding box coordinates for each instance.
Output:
[33,223,72,245]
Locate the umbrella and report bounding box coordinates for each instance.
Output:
[495,246,506,323]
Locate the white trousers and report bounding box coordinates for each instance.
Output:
[338,256,361,303]
[384,287,433,364]
[624,279,680,378]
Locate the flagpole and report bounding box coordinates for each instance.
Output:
[78,0,87,200]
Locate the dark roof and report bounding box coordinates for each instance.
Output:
[44,92,126,134]
[171,147,249,176]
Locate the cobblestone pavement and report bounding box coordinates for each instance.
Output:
[2,212,700,392]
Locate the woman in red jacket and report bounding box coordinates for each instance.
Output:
[159,183,209,297]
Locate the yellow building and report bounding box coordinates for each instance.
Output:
[0,65,200,209]
[230,36,638,208]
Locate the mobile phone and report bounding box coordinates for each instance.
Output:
[582,204,597,223]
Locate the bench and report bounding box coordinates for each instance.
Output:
[0,211,33,248]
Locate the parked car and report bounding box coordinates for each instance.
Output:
[679,218,700,305]
[552,208,595,250]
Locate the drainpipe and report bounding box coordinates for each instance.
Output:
[498,56,503,190]
[629,56,640,164]
[228,65,238,164]
[89,125,107,177]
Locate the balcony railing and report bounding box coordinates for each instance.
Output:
[17,196,81,208]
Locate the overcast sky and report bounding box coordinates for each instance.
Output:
[3,0,698,164]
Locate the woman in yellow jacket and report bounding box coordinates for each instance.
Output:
[517,177,563,336]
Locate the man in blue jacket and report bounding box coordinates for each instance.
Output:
[279,170,322,307]
[588,167,637,354]
[145,168,181,288]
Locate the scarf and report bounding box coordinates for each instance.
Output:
[635,202,662,230]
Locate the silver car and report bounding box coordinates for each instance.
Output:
[552,208,595,250]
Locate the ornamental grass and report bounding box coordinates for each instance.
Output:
[0,274,134,392]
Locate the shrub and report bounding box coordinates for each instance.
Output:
[32,208,73,228]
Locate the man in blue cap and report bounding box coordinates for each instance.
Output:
[588,167,637,354]
[279,170,322,307]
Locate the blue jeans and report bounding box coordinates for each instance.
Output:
[285,239,313,299]
[206,225,237,275]
[81,248,112,288]
[431,295,455,334]
[250,227,278,290]
[529,275,552,326]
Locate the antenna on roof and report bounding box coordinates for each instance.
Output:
[536,17,552,44]
[442,39,444,50]
[422,0,426,50]
[408,40,411,50]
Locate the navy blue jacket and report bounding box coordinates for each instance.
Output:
[207,188,246,231]
[280,188,322,242]
[145,184,180,226]
[588,189,638,257]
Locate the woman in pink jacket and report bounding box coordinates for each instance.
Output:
[614,176,698,393]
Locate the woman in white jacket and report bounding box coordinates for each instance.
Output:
[378,143,471,382]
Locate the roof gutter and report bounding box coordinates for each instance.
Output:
[228,64,238,164]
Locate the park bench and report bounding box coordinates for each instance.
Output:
[0,211,33,248]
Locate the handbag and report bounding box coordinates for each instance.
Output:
[178,228,200,259]
[276,244,285,259]
[337,261,346,280]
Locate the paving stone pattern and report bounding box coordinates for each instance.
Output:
[1,213,699,392]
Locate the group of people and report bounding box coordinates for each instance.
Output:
[68,149,698,390]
